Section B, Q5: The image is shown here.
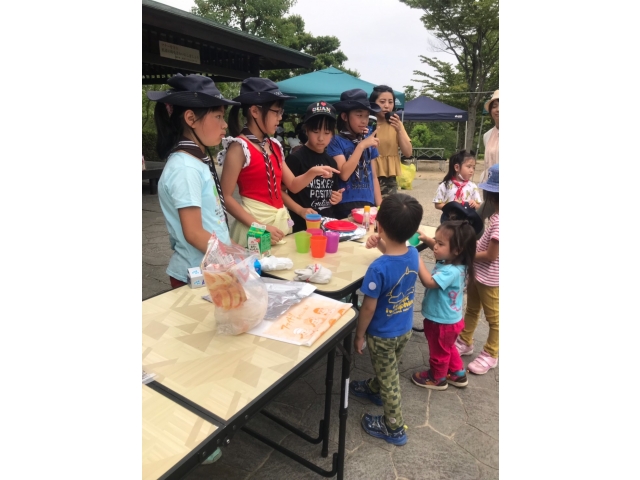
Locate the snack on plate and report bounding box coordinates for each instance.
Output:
[203,270,247,309]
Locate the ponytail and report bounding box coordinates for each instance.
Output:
[228,105,243,137]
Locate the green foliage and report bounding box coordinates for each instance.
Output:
[410,124,430,148]
[401,0,499,149]
[142,130,161,163]
[192,0,357,81]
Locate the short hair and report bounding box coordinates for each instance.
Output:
[376,193,423,243]
[303,115,336,133]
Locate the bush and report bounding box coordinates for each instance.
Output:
[142,131,162,163]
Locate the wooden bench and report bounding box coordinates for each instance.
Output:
[142,161,165,195]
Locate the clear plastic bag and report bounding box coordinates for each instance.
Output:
[201,233,268,335]
[260,278,316,321]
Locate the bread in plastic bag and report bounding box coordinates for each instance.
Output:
[201,233,268,335]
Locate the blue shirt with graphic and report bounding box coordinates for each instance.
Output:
[421,262,466,324]
[158,152,231,283]
[326,135,379,205]
[360,247,419,338]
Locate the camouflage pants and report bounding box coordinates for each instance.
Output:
[378,176,398,198]
[366,330,412,429]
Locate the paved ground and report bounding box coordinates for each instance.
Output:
[142,160,498,480]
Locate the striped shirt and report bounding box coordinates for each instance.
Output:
[475,213,499,286]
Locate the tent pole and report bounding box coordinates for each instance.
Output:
[464,122,468,149]
[401,110,404,122]
[456,123,459,149]
[477,116,484,153]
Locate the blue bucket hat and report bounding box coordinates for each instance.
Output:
[333,89,381,114]
[479,164,499,192]
[233,77,296,104]
[146,74,239,107]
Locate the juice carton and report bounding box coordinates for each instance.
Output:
[247,222,272,258]
[187,267,206,288]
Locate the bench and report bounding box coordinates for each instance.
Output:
[142,161,165,195]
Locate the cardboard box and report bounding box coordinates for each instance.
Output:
[247,222,271,258]
[187,267,206,288]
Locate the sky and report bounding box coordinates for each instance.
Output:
[155,0,452,93]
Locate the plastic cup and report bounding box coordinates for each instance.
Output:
[305,213,322,230]
[306,228,324,236]
[325,231,340,253]
[408,232,421,246]
[294,231,311,253]
[310,235,327,258]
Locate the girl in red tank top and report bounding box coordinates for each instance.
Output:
[219,78,339,246]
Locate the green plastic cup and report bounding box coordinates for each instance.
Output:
[295,231,311,253]
[408,232,421,246]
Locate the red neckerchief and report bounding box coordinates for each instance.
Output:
[451,176,469,201]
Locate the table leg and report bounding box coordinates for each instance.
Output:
[321,348,335,457]
[336,332,352,480]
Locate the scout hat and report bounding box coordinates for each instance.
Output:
[303,101,337,123]
[333,89,381,114]
[478,164,499,192]
[442,202,484,234]
[232,77,297,104]
[146,74,239,107]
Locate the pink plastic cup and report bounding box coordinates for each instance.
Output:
[325,231,340,253]
[306,228,324,236]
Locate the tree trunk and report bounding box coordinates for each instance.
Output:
[465,94,481,153]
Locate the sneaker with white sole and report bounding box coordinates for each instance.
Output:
[455,337,474,356]
[468,351,498,375]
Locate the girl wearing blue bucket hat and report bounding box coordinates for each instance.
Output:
[455,163,500,375]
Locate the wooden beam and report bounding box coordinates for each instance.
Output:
[142,52,252,81]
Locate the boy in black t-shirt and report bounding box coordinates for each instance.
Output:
[283,102,345,232]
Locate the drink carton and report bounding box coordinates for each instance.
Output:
[247,222,271,258]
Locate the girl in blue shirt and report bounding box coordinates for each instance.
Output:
[412,220,477,390]
[326,89,382,219]
[147,74,239,288]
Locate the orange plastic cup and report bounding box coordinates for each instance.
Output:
[310,235,327,258]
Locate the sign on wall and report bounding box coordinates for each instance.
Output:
[159,41,201,65]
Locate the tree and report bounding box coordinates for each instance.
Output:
[192,0,358,81]
[401,0,499,149]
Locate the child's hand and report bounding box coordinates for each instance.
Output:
[300,207,317,218]
[366,234,380,249]
[361,132,379,150]
[468,200,479,209]
[266,225,285,244]
[310,165,341,179]
[329,188,345,205]
[354,334,366,355]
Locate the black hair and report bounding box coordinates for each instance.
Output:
[286,131,296,138]
[376,193,423,244]
[441,150,476,185]
[153,103,225,160]
[303,115,336,134]
[227,100,284,137]
[369,85,396,111]
[483,190,499,208]
[436,220,477,286]
[336,110,368,134]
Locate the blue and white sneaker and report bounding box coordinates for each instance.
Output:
[349,379,383,406]
[361,413,407,446]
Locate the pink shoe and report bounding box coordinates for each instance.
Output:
[468,351,498,375]
[455,337,474,356]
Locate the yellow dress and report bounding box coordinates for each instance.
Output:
[373,121,402,178]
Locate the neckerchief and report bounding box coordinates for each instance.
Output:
[241,127,279,200]
[451,176,469,202]
[172,137,228,224]
[338,130,369,181]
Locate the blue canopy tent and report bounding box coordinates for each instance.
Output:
[276,67,405,115]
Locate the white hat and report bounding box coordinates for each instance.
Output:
[484,90,499,113]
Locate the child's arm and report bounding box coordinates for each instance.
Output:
[365,234,386,253]
[434,202,445,210]
[418,259,439,289]
[354,295,377,354]
[282,190,317,219]
[371,161,383,207]
[433,183,447,210]
[417,231,435,250]
[334,135,380,181]
[475,238,499,262]
[178,207,211,253]
[281,162,340,194]
[468,185,482,209]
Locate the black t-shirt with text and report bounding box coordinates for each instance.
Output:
[285,145,340,233]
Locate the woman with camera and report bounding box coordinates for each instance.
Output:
[369,85,413,198]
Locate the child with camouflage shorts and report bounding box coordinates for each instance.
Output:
[349,193,423,446]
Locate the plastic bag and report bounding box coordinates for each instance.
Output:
[398,163,416,190]
[260,278,316,321]
[201,233,268,335]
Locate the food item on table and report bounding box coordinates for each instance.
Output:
[203,270,247,309]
